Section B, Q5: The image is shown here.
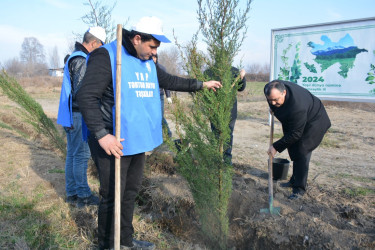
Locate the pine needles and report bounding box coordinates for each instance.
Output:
[0,71,66,156]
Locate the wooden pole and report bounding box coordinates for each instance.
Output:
[114,24,122,250]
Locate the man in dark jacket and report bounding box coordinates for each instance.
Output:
[57,26,106,208]
[264,80,331,200]
[77,16,221,250]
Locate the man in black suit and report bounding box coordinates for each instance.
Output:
[264,80,331,200]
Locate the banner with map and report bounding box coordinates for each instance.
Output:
[271,17,375,102]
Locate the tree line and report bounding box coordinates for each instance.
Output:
[158,47,270,82]
[1,0,269,81]
[2,36,269,81]
[2,37,60,77]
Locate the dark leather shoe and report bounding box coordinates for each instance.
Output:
[280,181,293,188]
[288,188,305,200]
[65,194,77,204]
[76,194,100,208]
[121,239,155,249]
[288,193,302,200]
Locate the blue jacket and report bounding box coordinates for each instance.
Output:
[57,50,87,127]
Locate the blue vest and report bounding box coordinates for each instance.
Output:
[103,41,162,156]
[57,51,87,127]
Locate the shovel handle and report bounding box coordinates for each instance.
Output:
[269,111,274,169]
[268,112,274,206]
[269,111,274,147]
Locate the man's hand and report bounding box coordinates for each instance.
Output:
[98,134,124,159]
[203,80,222,92]
[240,69,246,80]
[167,97,172,104]
[267,145,277,158]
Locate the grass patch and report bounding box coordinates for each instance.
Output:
[320,133,340,148]
[0,120,29,138]
[273,133,283,140]
[237,110,264,120]
[327,127,341,134]
[0,190,55,249]
[0,183,84,249]
[48,168,65,174]
[265,132,283,140]
[342,187,375,197]
[336,173,374,183]
[237,110,255,120]
[0,113,32,139]
[0,121,13,130]
[238,81,266,102]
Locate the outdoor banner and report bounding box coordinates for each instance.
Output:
[270,17,375,102]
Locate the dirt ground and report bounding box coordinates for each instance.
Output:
[0,85,374,249]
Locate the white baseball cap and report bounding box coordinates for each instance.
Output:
[88,26,106,44]
[131,16,171,43]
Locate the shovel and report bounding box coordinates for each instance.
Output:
[260,111,281,215]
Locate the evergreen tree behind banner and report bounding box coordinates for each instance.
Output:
[168,0,251,248]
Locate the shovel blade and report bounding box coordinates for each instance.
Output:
[260,206,281,215]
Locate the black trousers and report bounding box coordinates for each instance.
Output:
[225,116,236,163]
[211,100,237,164]
[290,151,312,191]
[88,135,145,249]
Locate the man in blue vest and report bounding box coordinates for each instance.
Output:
[77,16,221,250]
[57,27,106,208]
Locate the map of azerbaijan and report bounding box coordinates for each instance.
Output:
[307,34,367,78]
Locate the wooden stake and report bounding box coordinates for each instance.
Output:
[114,24,122,250]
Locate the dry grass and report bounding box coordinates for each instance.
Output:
[17,75,62,88]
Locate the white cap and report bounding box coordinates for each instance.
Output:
[88,26,106,44]
[131,16,171,43]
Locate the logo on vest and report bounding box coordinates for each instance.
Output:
[128,72,156,98]
[146,61,152,73]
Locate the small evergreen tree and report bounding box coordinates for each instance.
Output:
[0,72,66,156]
[169,0,251,248]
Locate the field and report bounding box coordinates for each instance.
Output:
[0,76,374,249]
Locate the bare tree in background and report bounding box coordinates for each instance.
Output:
[3,57,24,76]
[246,62,261,75]
[81,0,117,43]
[20,37,46,65]
[245,62,270,81]
[158,46,183,75]
[19,37,48,76]
[66,35,75,55]
[49,45,61,69]
[261,62,270,74]
[68,0,128,54]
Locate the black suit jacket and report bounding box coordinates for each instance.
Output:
[269,81,331,160]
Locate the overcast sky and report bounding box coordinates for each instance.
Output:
[0,0,374,68]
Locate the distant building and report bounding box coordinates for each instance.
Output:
[49,68,64,77]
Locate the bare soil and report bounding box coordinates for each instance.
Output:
[0,85,374,249]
